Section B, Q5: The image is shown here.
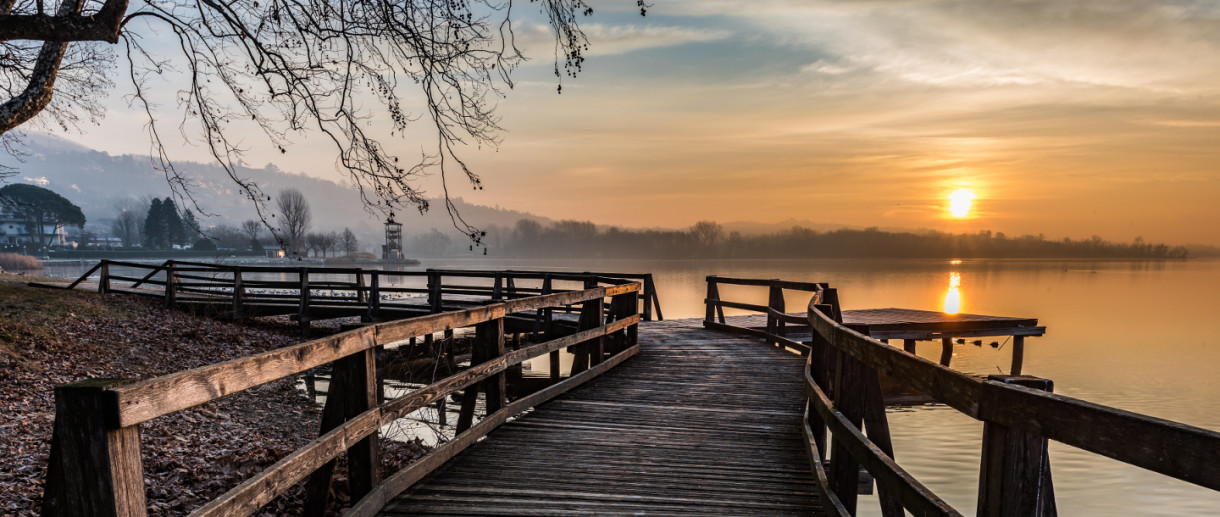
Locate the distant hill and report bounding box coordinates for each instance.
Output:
[0,133,552,251]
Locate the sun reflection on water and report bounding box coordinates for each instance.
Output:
[943,272,962,314]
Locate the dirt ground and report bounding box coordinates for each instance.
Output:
[0,274,428,516]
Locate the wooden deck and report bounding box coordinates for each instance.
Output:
[380,319,822,516]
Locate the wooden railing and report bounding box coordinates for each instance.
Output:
[704,276,1220,517]
[42,278,642,517]
[56,260,662,331]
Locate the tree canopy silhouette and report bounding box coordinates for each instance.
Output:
[0,0,650,242]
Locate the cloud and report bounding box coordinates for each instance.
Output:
[667,0,1220,92]
[510,22,729,58]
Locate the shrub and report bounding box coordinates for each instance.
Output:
[0,252,43,271]
[193,238,218,251]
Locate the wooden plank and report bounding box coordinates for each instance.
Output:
[348,345,641,517]
[378,320,818,516]
[111,327,378,426]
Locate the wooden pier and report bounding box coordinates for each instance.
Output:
[381,319,820,516]
[35,266,1220,517]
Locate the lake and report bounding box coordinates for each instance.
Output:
[39,256,1220,515]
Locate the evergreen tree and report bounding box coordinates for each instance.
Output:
[142,199,166,249]
[181,209,203,244]
[162,198,186,246]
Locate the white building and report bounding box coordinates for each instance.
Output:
[0,209,68,247]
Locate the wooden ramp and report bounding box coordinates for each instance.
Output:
[380,319,821,516]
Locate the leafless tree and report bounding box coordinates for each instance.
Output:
[240,218,262,242]
[0,0,650,244]
[323,231,340,257]
[340,227,358,256]
[690,220,724,250]
[275,188,310,255]
[110,207,140,247]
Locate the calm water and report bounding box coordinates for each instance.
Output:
[40,257,1220,515]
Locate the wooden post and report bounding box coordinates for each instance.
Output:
[355,268,366,304]
[425,270,441,356]
[978,375,1057,517]
[572,280,603,373]
[940,337,954,367]
[806,330,831,459]
[367,271,381,323]
[903,339,917,354]
[478,317,507,414]
[1011,335,1025,375]
[608,289,638,354]
[98,261,111,294]
[231,267,244,320]
[542,275,559,382]
[643,275,655,321]
[164,262,177,309]
[704,276,718,327]
[304,350,380,515]
[505,275,518,299]
[829,352,867,514]
[298,268,311,337]
[491,273,503,300]
[767,283,785,346]
[427,270,443,313]
[42,379,147,517]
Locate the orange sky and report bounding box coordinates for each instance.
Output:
[58,1,1220,245]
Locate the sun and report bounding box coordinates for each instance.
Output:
[948,188,975,218]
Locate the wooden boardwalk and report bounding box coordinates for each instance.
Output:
[380,319,821,516]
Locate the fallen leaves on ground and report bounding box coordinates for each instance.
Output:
[0,279,428,515]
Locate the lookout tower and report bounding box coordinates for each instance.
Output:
[382,216,403,260]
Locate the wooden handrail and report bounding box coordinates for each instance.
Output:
[42,279,643,517]
[703,275,1220,516]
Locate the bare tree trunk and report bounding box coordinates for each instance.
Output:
[0,0,86,133]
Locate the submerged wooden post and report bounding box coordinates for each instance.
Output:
[978,375,1057,517]
[940,337,954,367]
[903,339,917,354]
[1010,335,1025,375]
[42,379,146,517]
[304,349,379,515]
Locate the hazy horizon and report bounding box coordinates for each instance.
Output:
[17,1,1220,248]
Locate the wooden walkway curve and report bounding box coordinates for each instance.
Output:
[380,319,822,516]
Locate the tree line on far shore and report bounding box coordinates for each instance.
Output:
[408,219,1190,260]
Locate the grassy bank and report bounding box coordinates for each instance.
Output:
[0,276,427,515]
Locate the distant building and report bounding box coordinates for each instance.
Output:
[382,217,403,260]
[264,245,286,258]
[0,209,67,247]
